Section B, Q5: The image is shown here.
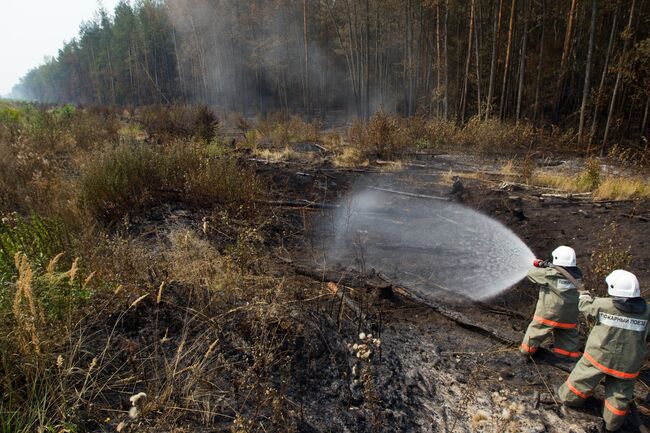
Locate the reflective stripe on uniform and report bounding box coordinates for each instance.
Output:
[598,312,648,332]
[552,347,581,358]
[604,400,628,416]
[557,279,575,289]
[521,342,537,353]
[565,379,590,399]
[533,315,577,329]
[584,352,639,380]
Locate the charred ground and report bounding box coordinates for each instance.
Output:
[1,104,649,433]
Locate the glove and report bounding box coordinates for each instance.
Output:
[533,259,552,268]
[578,290,592,300]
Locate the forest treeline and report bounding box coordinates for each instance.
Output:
[11,0,650,150]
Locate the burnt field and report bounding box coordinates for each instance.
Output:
[1,105,649,433]
[236,151,650,432]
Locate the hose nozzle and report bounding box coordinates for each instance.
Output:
[533,259,551,268]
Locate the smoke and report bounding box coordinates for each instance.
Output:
[322,180,535,302]
[165,0,350,113]
[164,0,400,116]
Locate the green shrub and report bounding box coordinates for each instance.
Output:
[0,214,70,283]
[577,158,601,191]
[21,105,71,151]
[255,113,321,147]
[192,104,219,142]
[79,142,260,222]
[136,104,219,141]
[367,110,406,159]
[457,117,535,152]
[0,106,24,141]
[346,111,408,160]
[69,107,120,149]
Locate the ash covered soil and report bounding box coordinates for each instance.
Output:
[257,153,650,433]
[96,153,650,433]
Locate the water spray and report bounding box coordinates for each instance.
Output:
[325,184,535,301]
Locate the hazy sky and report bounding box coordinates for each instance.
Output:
[0,0,121,96]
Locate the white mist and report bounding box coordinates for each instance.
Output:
[327,188,535,301]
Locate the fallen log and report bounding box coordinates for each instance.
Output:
[622,214,650,222]
[388,282,576,372]
[294,265,389,290]
[256,199,338,209]
[365,186,450,201]
[297,265,517,344]
[248,157,293,164]
[500,181,566,192]
[327,282,365,322]
[375,160,429,169]
[389,285,516,344]
[296,265,578,370]
[540,198,635,206]
[540,193,592,199]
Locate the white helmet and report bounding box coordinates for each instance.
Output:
[552,246,576,267]
[606,269,640,298]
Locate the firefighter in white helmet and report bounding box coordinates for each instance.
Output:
[559,270,649,432]
[520,246,583,361]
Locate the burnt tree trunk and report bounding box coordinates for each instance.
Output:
[499,0,516,120]
[579,0,597,146]
[486,0,503,119]
[602,0,636,154]
[515,0,529,124]
[533,0,545,122]
[589,1,619,146]
[459,0,476,123]
[552,0,578,123]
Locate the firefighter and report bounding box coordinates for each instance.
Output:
[558,269,649,432]
[520,246,583,361]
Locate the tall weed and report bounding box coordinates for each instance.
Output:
[0,253,97,433]
[0,214,70,282]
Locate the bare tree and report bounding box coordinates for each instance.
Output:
[579,0,597,146]
[486,0,503,119]
[436,1,442,117]
[602,0,636,154]
[552,0,578,122]
[532,0,545,121]
[589,0,619,146]
[459,0,476,123]
[499,0,516,120]
[444,0,449,119]
[515,0,529,124]
[303,0,310,112]
[474,5,482,119]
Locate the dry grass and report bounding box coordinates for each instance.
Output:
[333,147,370,167]
[135,104,219,142]
[533,171,650,199]
[254,113,321,148]
[253,146,301,162]
[594,177,650,200]
[1,218,320,432]
[79,141,260,222]
[500,160,516,176]
[2,101,649,432]
[531,172,586,192]
[455,117,536,152]
[337,112,575,163]
[1,252,100,433]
